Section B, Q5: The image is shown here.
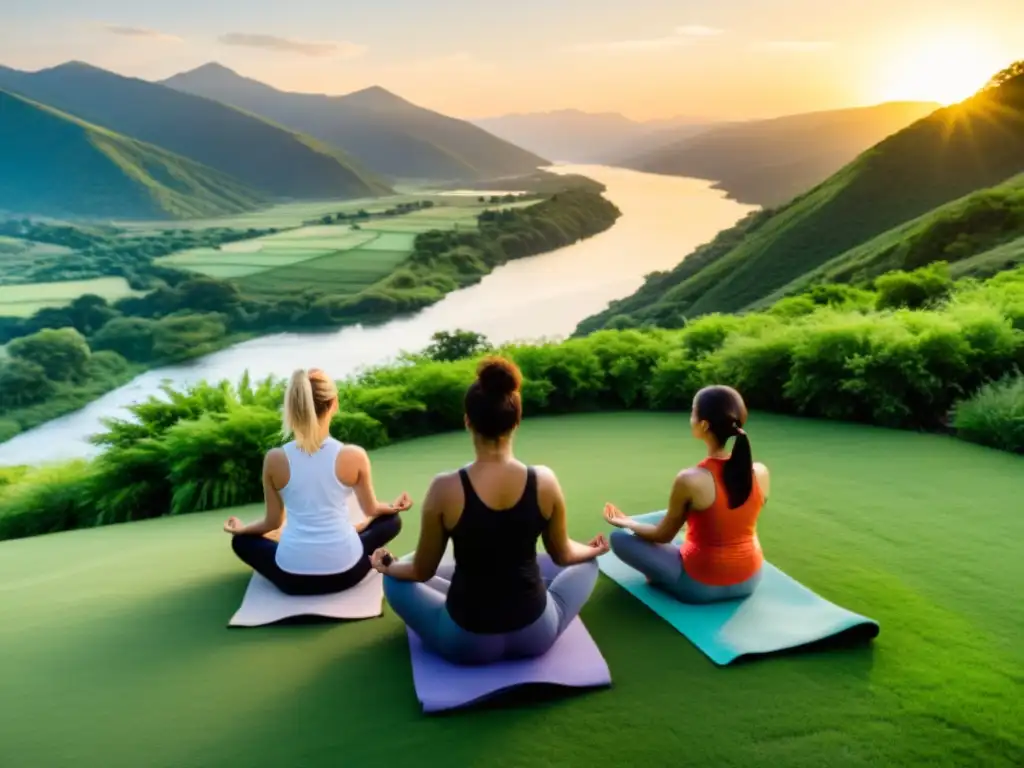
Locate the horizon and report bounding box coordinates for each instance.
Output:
[2,0,1021,121]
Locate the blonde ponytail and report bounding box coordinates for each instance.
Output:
[284,369,323,454]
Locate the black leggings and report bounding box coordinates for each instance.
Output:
[231,514,402,596]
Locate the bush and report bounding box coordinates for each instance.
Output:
[2,264,1022,542]
[875,262,953,310]
[954,375,1024,453]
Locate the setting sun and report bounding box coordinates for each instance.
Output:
[878,33,1006,105]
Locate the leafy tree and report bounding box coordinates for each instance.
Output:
[0,358,55,408]
[66,294,119,336]
[986,60,1024,90]
[90,317,158,362]
[424,330,492,362]
[7,327,91,382]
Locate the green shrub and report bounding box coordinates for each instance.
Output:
[0,461,97,539]
[875,262,953,310]
[954,375,1024,453]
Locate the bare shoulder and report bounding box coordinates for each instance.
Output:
[264,447,287,470]
[339,443,369,463]
[753,462,771,497]
[426,470,461,501]
[532,465,564,500]
[675,466,708,491]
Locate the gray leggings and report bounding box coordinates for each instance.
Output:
[609,511,762,604]
[384,555,599,665]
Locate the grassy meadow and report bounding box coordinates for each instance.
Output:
[1,412,1021,768]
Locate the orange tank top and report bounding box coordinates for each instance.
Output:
[680,457,764,586]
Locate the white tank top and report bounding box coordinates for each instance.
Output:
[274,437,364,575]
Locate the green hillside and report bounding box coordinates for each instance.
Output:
[161,64,548,182]
[577,63,1024,334]
[0,63,391,201]
[756,173,1024,302]
[619,102,938,206]
[0,89,267,220]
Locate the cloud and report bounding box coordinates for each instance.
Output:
[218,33,366,58]
[102,25,181,43]
[755,40,834,52]
[570,24,724,53]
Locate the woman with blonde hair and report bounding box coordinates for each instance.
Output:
[225,368,410,595]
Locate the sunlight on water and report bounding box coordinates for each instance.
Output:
[0,165,756,465]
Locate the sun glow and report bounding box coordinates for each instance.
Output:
[878,33,1004,105]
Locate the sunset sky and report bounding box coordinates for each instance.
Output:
[2,0,1022,121]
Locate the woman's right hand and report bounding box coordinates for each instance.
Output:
[370,548,394,573]
[223,516,243,534]
[603,503,634,530]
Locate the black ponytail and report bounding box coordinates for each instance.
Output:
[693,386,754,509]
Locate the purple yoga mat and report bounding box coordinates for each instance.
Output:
[406,617,611,713]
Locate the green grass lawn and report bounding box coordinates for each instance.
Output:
[2,412,1021,768]
[0,276,143,317]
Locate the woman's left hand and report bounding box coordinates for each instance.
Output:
[223,516,243,534]
[391,492,413,512]
[603,503,633,530]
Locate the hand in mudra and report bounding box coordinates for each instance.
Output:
[603,503,631,529]
[223,516,243,534]
[588,533,611,555]
[370,548,394,573]
[391,492,413,512]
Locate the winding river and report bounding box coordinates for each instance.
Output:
[0,165,757,465]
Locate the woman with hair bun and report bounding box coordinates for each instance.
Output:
[604,385,770,603]
[372,356,609,665]
[224,368,410,596]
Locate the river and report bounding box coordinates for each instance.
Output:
[0,165,757,465]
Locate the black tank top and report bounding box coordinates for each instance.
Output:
[445,467,549,634]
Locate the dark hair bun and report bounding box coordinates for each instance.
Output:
[476,356,522,397]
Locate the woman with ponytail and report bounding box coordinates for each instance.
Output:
[371,356,608,665]
[224,368,411,596]
[604,385,770,603]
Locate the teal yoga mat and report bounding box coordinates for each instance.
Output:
[599,514,880,665]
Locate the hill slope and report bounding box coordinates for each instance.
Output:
[0,89,267,220]
[0,62,391,201]
[756,173,1024,301]
[577,67,1024,333]
[618,102,939,207]
[471,109,712,163]
[161,63,548,181]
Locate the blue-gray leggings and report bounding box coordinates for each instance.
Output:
[384,555,599,665]
[609,511,762,604]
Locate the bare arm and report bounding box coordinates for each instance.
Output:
[540,468,609,566]
[605,472,693,544]
[341,445,410,518]
[375,476,448,582]
[227,451,287,536]
[755,462,771,502]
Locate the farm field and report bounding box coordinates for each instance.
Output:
[1,412,1021,768]
[158,196,540,297]
[0,277,143,317]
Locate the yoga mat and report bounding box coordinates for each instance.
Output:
[406,618,611,713]
[599,513,879,665]
[228,570,383,627]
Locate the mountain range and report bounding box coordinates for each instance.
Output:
[0,89,267,220]
[615,101,940,206]
[471,109,713,163]
[576,66,1024,332]
[161,63,548,182]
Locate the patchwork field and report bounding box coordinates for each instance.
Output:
[0,277,143,317]
[1,412,1021,768]
[158,196,540,298]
